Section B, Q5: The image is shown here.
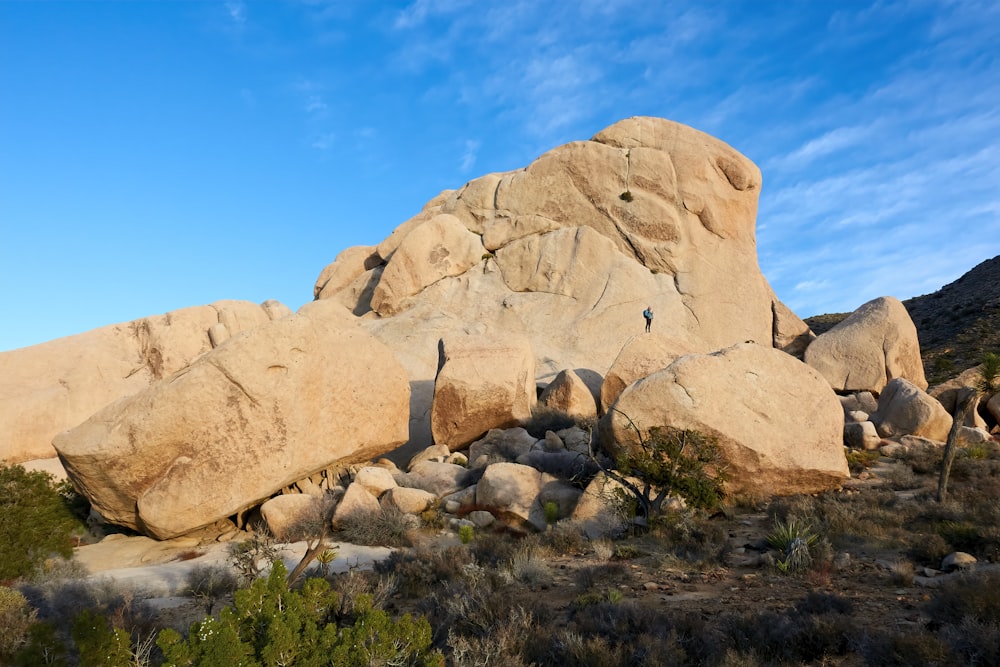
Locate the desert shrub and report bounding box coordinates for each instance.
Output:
[592,538,615,562]
[228,530,279,586]
[653,509,729,564]
[717,608,856,664]
[336,505,418,547]
[502,543,548,587]
[566,602,712,666]
[0,587,36,662]
[939,617,1000,666]
[574,563,627,592]
[375,545,474,597]
[469,530,527,568]
[927,570,1000,627]
[888,559,916,587]
[898,444,942,475]
[158,561,442,666]
[766,518,818,573]
[330,569,397,616]
[846,448,881,474]
[856,629,953,666]
[601,424,728,532]
[793,489,913,551]
[447,604,534,667]
[17,576,153,641]
[978,351,1000,395]
[795,591,854,616]
[0,465,86,581]
[12,622,66,667]
[542,521,587,554]
[72,609,133,667]
[184,563,239,615]
[907,531,951,566]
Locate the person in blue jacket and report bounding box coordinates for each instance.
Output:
[643,306,653,332]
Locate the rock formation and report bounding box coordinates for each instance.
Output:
[870,378,953,442]
[316,116,811,447]
[804,296,926,394]
[430,334,536,450]
[600,343,849,496]
[0,299,291,464]
[52,301,410,539]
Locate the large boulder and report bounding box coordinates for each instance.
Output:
[804,296,926,394]
[260,494,329,540]
[539,369,598,420]
[870,378,954,441]
[475,462,581,531]
[600,333,694,413]
[600,343,848,496]
[314,245,381,300]
[53,301,410,539]
[0,300,288,464]
[316,117,808,449]
[430,334,536,449]
[370,214,485,316]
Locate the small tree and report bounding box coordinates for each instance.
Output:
[939,352,1000,502]
[594,413,728,527]
[0,465,85,580]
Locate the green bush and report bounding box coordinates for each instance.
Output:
[71,609,133,667]
[158,561,443,666]
[606,425,728,525]
[0,587,36,662]
[0,465,86,581]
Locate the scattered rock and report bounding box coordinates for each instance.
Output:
[941,551,977,572]
[870,378,953,441]
[805,296,926,394]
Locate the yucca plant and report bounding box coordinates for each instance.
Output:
[767,518,818,573]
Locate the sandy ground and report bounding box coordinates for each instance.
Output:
[74,534,393,598]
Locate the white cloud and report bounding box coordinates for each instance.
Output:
[304,95,328,115]
[225,1,247,27]
[767,124,876,171]
[460,139,480,172]
[311,132,336,151]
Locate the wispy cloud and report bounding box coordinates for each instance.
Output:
[766,124,876,171]
[311,132,336,151]
[460,139,480,172]
[225,1,247,28]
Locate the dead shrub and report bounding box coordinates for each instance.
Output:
[927,570,1000,627]
[335,505,417,547]
[374,544,474,598]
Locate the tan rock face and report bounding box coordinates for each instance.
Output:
[600,343,849,497]
[539,369,597,420]
[805,296,926,394]
[314,245,381,300]
[316,117,806,449]
[370,214,485,316]
[260,494,328,541]
[600,333,695,413]
[430,334,536,449]
[0,300,286,464]
[475,462,580,531]
[53,302,411,539]
[989,394,1000,428]
[870,378,953,441]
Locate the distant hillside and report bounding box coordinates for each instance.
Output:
[805,255,1000,385]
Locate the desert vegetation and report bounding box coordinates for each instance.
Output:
[2,419,1000,666]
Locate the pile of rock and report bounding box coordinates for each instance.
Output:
[5,116,996,545]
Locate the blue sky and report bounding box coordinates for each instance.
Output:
[1,0,998,352]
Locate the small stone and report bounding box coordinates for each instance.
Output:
[941,552,976,572]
